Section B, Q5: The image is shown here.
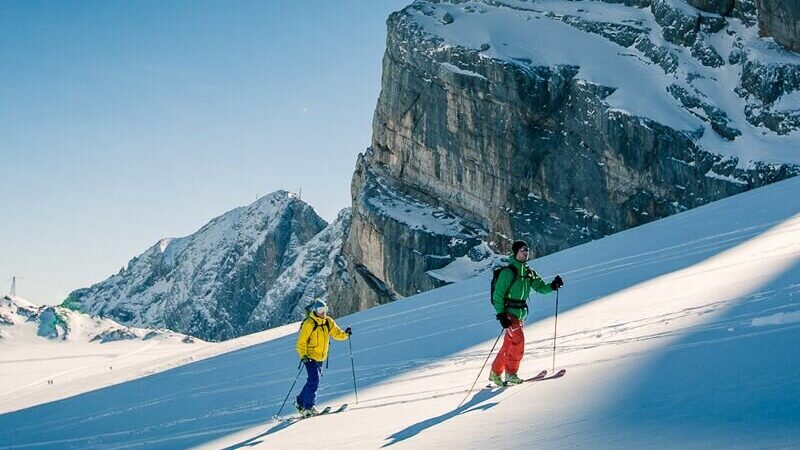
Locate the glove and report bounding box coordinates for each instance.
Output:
[345,327,352,336]
[550,274,564,290]
[496,313,512,329]
[301,356,311,364]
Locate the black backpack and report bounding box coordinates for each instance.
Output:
[490,265,529,310]
[490,265,517,305]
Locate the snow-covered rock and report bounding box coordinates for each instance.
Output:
[337,0,800,310]
[757,0,800,52]
[688,0,735,16]
[0,295,191,344]
[89,328,141,343]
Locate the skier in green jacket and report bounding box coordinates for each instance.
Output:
[489,240,563,386]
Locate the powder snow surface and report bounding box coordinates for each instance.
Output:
[2,175,799,449]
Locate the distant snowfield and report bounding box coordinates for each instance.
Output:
[2,177,799,449]
[0,331,206,414]
[0,303,299,414]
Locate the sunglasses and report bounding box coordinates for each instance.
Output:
[518,248,529,253]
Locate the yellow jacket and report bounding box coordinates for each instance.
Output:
[296,312,349,362]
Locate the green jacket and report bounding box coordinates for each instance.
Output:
[492,255,553,321]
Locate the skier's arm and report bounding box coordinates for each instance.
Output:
[296,320,313,359]
[492,269,513,314]
[328,318,349,341]
[529,270,554,295]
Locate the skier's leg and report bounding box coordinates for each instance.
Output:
[491,328,513,375]
[505,318,525,375]
[296,360,320,409]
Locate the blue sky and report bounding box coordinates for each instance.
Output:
[0,0,411,304]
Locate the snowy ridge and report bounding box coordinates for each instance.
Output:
[2,176,798,449]
[0,295,192,343]
[348,0,799,306]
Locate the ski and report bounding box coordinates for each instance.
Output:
[523,370,549,383]
[328,403,348,414]
[281,403,348,422]
[485,370,547,388]
[541,369,566,380]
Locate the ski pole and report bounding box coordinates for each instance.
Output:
[457,329,504,409]
[273,363,304,419]
[348,335,359,404]
[551,289,560,374]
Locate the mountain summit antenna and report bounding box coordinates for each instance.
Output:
[10,276,16,297]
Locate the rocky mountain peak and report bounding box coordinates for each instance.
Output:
[64,191,330,342]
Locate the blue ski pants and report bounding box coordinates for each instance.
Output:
[296,359,322,409]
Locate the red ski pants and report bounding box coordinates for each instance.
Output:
[491,317,525,375]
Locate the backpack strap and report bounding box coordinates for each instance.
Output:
[305,317,331,370]
[303,316,330,343]
[503,265,529,310]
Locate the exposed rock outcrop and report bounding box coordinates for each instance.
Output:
[687,0,735,16]
[757,0,800,51]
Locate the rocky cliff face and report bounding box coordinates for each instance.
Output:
[687,0,734,16]
[757,0,800,52]
[327,156,493,313]
[65,191,335,342]
[330,0,800,312]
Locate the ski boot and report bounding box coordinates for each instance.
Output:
[505,373,523,385]
[488,371,504,387]
[294,400,305,415]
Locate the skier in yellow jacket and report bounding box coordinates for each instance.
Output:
[295,299,351,417]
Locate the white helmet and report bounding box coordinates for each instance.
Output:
[309,299,328,315]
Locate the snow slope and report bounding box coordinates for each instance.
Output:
[0,296,210,413]
[2,177,799,449]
